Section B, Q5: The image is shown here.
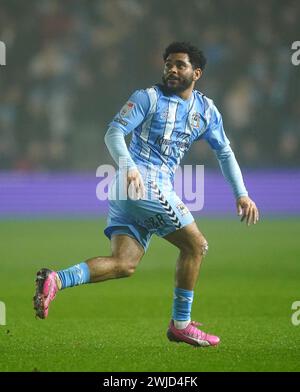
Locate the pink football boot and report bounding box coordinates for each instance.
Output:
[33,268,59,319]
[167,320,220,347]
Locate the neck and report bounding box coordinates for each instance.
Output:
[177,86,194,100]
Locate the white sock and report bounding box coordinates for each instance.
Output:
[174,319,190,329]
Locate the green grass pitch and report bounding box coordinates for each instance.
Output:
[0,218,300,372]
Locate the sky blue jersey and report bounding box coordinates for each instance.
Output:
[109,84,230,178]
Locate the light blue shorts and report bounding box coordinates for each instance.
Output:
[104,174,194,251]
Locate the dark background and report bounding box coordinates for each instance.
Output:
[1,0,299,171]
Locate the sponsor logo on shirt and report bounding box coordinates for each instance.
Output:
[155,135,190,151]
[155,134,191,157]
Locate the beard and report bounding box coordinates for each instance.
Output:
[162,74,194,94]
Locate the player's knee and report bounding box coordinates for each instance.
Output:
[121,262,136,277]
[183,235,208,258]
[116,258,138,278]
[195,235,208,257]
[200,239,208,256]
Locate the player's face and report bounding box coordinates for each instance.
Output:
[162,53,200,94]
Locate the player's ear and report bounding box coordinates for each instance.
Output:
[193,68,202,81]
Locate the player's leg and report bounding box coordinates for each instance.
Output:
[164,221,207,291]
[143,182,219,346]
[33,234,144,319]
[163,222,220,347]
[85,234,144,282]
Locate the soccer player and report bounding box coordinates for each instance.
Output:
[33,42,259,347]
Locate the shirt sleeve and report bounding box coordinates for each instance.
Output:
[109,89,150,135]
[202,102,230,150]
[104,126,137,169]
[214,145,248,198]
[202,100,248,198]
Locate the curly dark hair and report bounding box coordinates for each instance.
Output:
[163,42,207,70]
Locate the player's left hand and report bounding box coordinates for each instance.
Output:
[236,196,259,226]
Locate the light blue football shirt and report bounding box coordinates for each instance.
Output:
[109,84,230,179]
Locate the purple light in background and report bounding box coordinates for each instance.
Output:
[0,170,299,217]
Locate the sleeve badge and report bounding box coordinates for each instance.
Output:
[120,101,135,117]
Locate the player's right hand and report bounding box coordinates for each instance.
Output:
[127,168,145,200]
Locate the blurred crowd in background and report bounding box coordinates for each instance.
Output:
[0,0,299,171]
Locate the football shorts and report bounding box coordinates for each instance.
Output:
[104,173,194,251]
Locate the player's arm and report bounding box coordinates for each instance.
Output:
[105,127,145,198]
[203,103,259,225]
[104,90,150,198]
[214,146,259,225]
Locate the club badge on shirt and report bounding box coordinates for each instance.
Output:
[191,112,201,128]
[120,101,135,117]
